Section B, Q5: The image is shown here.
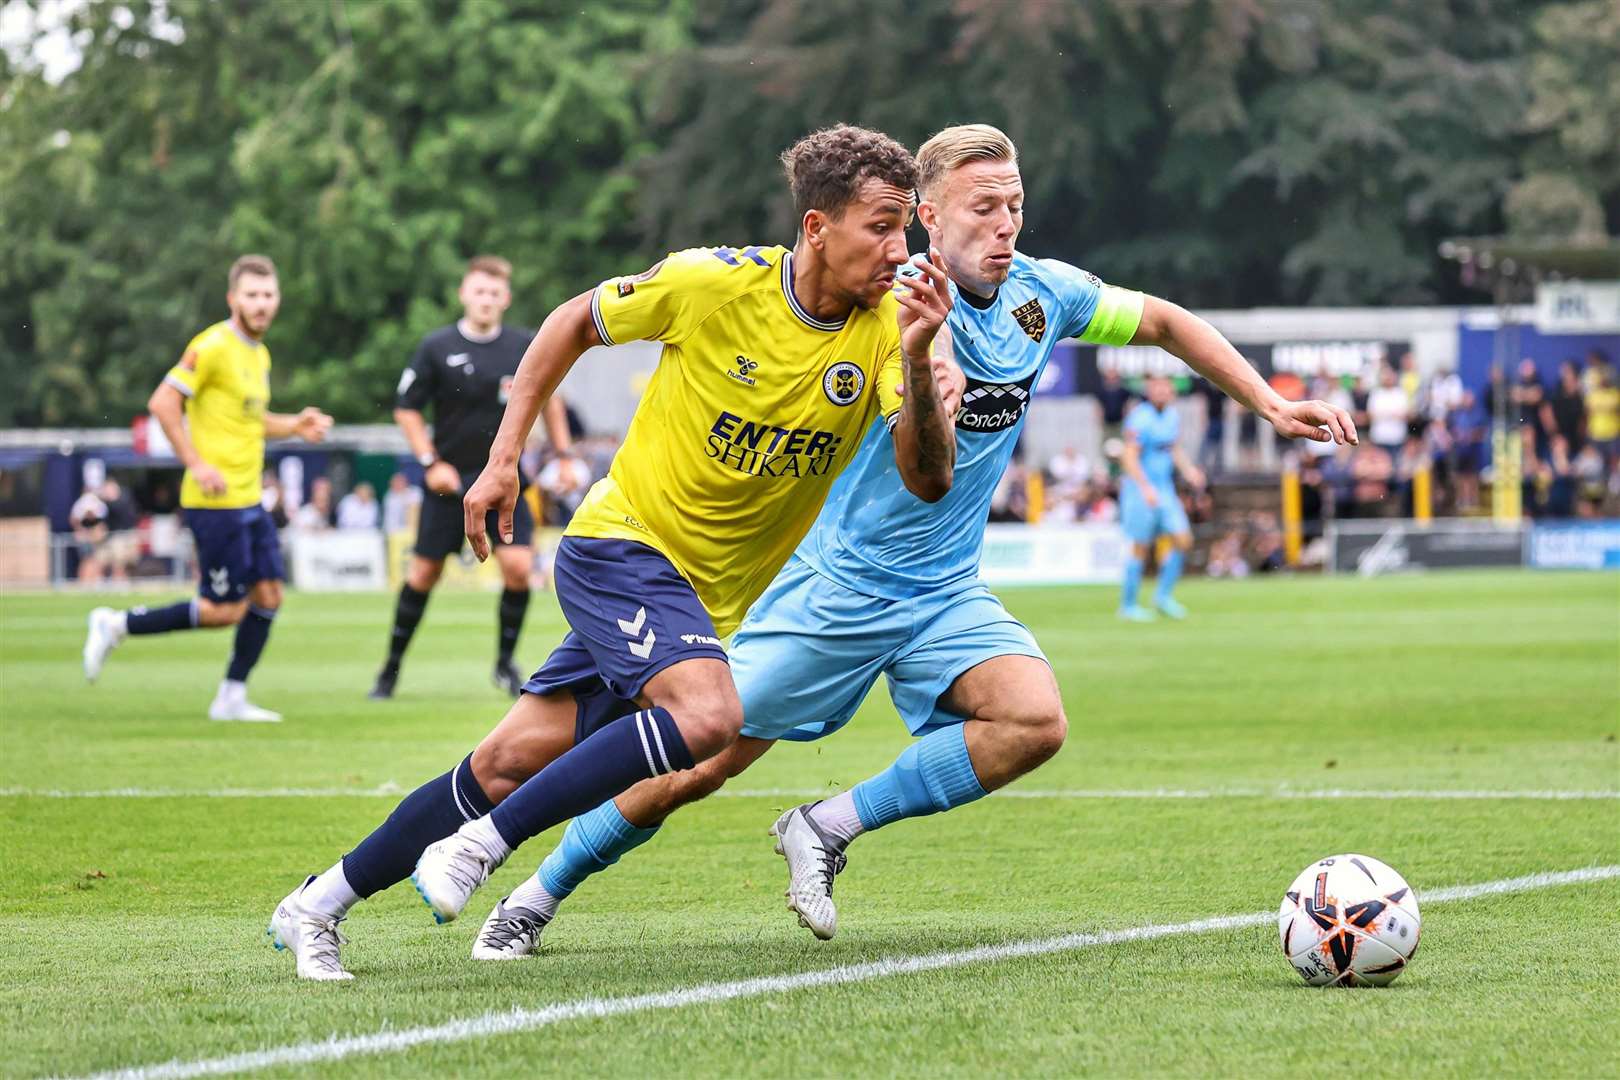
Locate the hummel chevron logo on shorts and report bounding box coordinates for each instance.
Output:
[618,607,656,659]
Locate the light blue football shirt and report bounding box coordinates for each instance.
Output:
[795,253,1143,600]
[1124,400,1179,493]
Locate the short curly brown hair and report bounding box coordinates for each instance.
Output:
[780,124,918,222]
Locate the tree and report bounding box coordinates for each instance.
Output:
[1,0,687,425]
[634,0,1551,306]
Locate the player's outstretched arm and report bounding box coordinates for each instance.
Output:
[264,407,333,442]
[892,249,957,502]
[463,290,600,560]
[1132,296,1358,446]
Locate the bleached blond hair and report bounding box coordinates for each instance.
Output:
[915,124,1018,201]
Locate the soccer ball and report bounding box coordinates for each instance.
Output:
[1278,854,1421,986]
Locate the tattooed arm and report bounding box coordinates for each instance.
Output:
[892,250,957,502]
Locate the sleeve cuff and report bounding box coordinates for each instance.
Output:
[589,287,616,347]
[164,374,196,398]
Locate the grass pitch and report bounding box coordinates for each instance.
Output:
[1,571,1616,1078]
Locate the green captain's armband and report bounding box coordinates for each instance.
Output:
[1078,285,1145,347]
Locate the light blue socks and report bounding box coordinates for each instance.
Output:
[1121,554,1145,610]
[1155,547,1184,606]
[536,799,661,900]
[851,723,987,832]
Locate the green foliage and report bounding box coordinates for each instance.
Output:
[637,0,1543,306]
[1509,0,1620,239]
[1,0,1611,425]
[1,0,685,425]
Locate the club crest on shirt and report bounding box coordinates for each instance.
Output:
[1011,298,1046,343]
[617,258,667,298]
[823,361,864,406]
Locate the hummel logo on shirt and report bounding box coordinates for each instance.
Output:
[727,355,759,387]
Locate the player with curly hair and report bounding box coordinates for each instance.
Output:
[266,124,961,980]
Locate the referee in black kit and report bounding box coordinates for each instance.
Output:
[370,255,571,700]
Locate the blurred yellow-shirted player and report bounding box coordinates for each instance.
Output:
[165,319,274,509]
[82,254,332,723]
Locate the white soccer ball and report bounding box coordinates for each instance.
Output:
[1277,853,1421,986]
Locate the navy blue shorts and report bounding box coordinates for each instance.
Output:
[523,537,728,739]
[186,505,285,602]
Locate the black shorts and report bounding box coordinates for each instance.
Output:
[414,479,535,561]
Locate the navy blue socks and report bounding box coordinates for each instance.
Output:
[126,600,197,635]
[489,708,693,850]
[342,754,494,898]
[225,605,275,682]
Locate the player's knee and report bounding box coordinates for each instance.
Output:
[250,581,283,609]
[1025,706,1068,764]
[665,693,743,760]
[407,559,443,592]
[196,599,247,627]
[998,699,1067,767]
[471,732,550,802]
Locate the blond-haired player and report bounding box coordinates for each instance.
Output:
[493,123,1358,951]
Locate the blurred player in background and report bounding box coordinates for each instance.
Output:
[484,123,1359,953]
[81,255,332,722]
[370,256,572,701]
[1118,375,1205,621]
[267,124,956,979]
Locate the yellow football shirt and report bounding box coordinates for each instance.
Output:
[163,320,271,510]
[570,245,905,635]
[1587,385,1620,441]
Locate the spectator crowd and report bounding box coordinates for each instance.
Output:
[991,347,1620,576]
[49,349,1620,586]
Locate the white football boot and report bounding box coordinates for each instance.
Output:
[267,876,354,981]
[208,681,282,723]
[770,803,848,941]
[412,831,503,924]
[82,607,127,682]
[471,896,551,959]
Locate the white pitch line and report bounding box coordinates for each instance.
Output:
[3,785,1616,801]
[728,786,1620,802]
[66,865,1620,1080]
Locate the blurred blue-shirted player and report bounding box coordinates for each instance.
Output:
[1118,374,1206,621]
[472,124,1359,956]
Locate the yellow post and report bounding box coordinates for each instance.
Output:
[1491,425,1522,525]
[1413,461,1432,523]
[1025,469,1044,524]
[1280,462,1302,566]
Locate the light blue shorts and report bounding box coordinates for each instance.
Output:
[733,556,1047,742]
[1119,483,1190,544]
